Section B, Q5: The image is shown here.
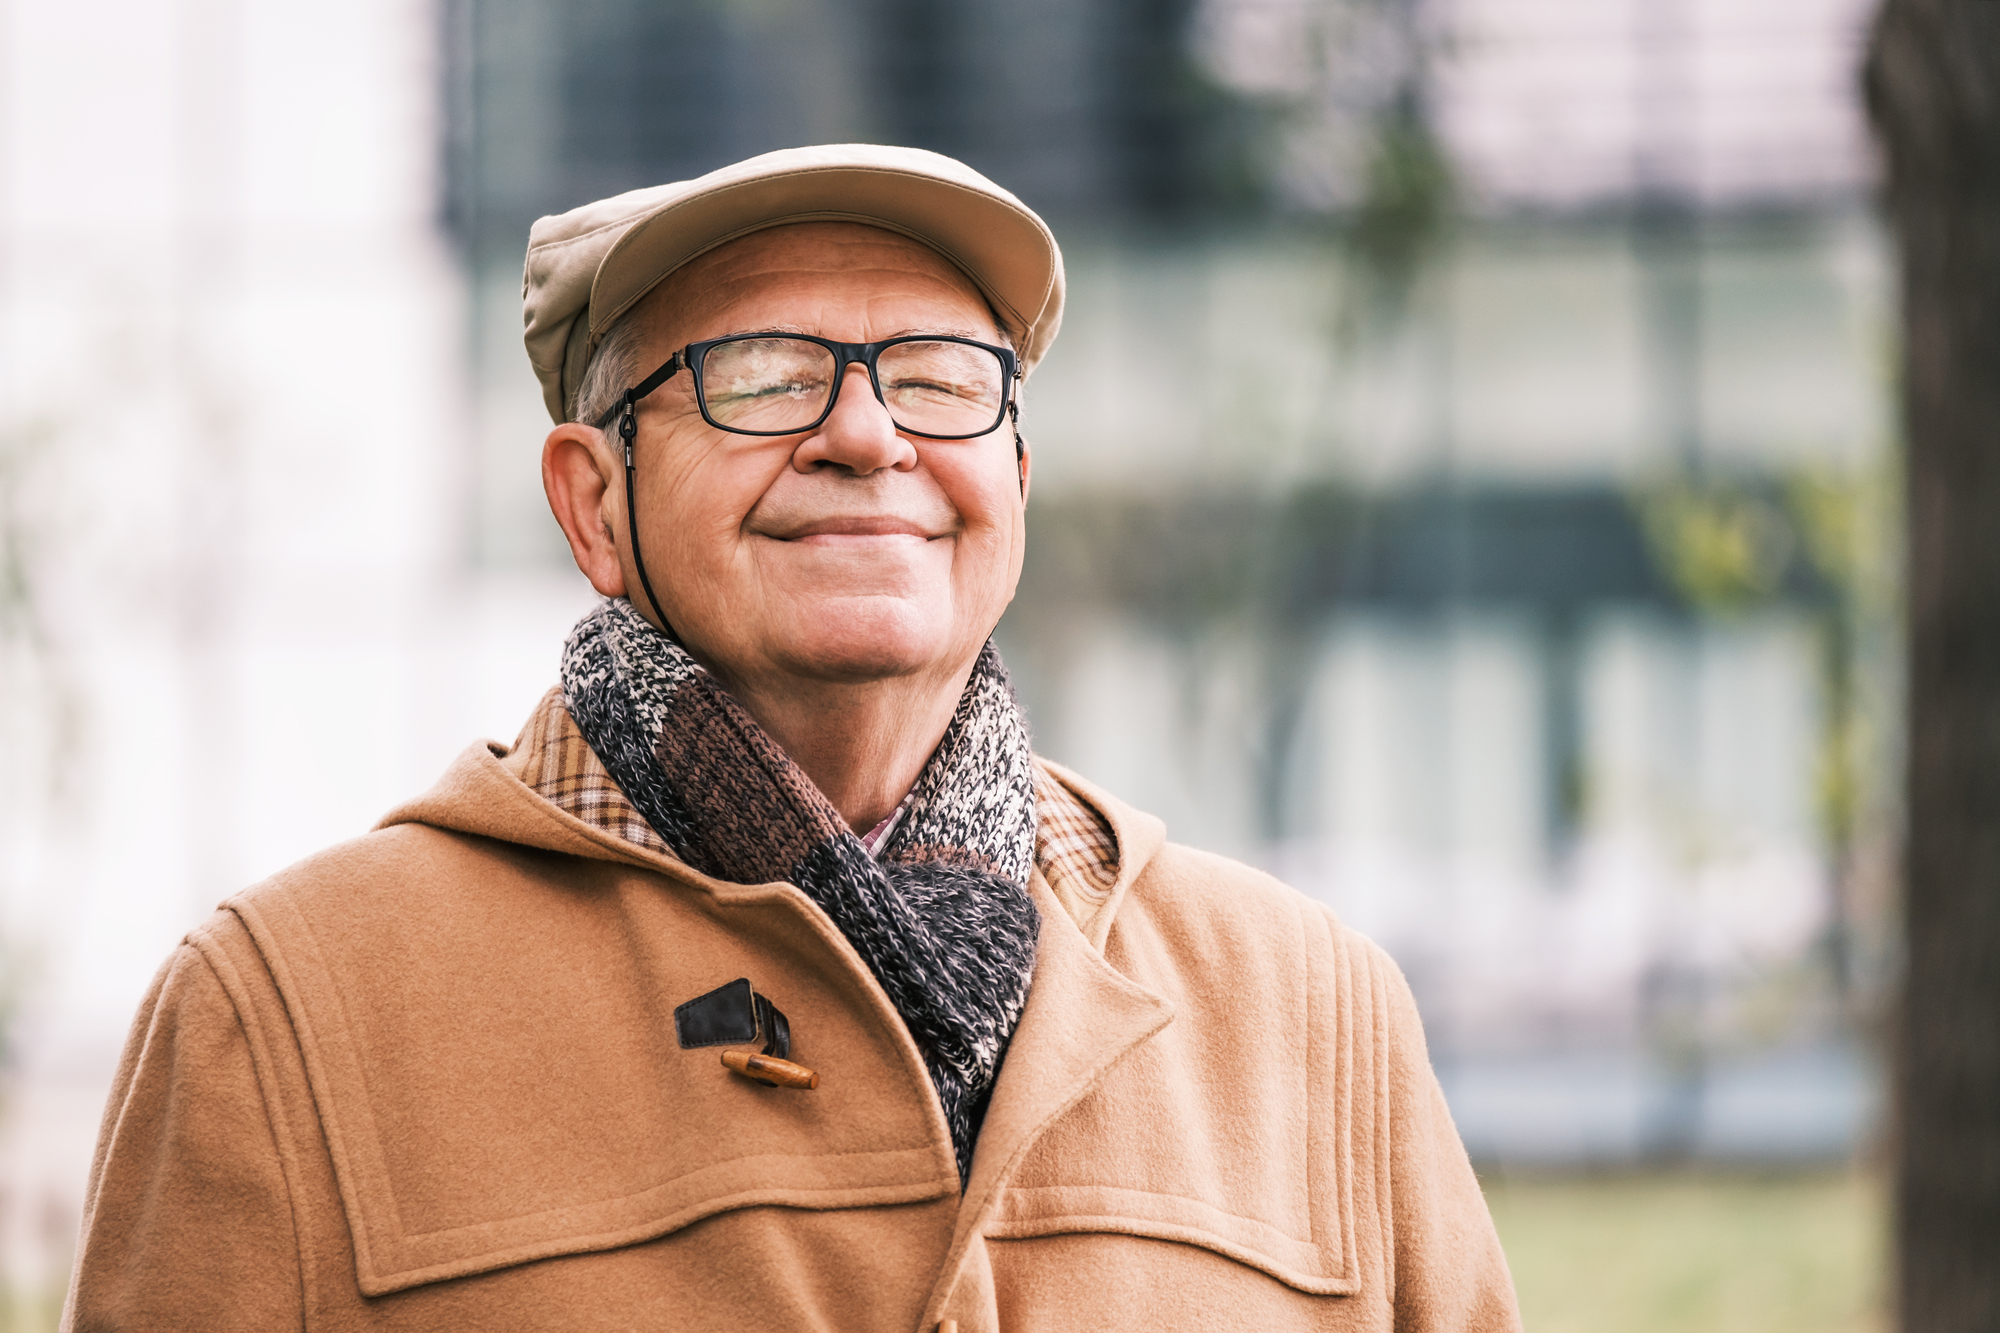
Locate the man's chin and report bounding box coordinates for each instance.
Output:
[767,596,964,683]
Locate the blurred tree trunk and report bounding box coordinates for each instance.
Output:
[1865,2,2000,1330]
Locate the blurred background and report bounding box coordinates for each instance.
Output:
[0,0,1896,1326]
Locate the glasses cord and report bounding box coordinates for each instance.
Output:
[619,398,677,639]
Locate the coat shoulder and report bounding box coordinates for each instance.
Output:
[1139,840,1320,912]
[1122,840,1402,984]
[233,821,554,909]
[221,822,626,962]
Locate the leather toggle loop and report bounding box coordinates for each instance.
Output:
[675,978,816,1089]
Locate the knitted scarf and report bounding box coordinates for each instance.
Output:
[560,598,1040,1180]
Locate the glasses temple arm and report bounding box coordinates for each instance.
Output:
[589,351,685,431]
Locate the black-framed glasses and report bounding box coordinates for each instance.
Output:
[593,333,1020,443]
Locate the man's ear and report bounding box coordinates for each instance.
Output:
[542,423,628,597]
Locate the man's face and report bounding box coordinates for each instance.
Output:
[613,222,1028,694]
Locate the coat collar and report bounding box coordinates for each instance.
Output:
[380,739,1171,945]
[378,739,690,874]
[1029,758,1167,950]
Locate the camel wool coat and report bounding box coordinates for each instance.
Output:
[64,740,1520,1332]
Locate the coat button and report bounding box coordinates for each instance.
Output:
[720,1050,818,1089]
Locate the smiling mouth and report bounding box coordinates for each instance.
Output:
[791,531,930,543]
[772,518,941,542]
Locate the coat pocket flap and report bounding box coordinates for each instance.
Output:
[986,1185,1360,1295]
[351,1152,952,1296]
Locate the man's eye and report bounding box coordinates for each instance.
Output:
[721,376,823,402]
[888,377,966,399]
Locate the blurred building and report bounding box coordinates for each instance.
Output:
[0,0,1893,1318]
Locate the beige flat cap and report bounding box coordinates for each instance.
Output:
[522,143,1066,425]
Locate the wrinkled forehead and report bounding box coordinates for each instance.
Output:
[629,220,1008,350]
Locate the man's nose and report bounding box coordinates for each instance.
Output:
[792,363,918,475]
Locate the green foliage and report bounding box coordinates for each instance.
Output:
[0,418,67,1098]
[0,1284,66,1333]
[0,415,83,807]
[1784,464,1901,938]
[1786,464,1900,618]
[0,420,55,641]
[1486,1171,1886,1333]
[1635,480,1799,614]
[1633,463,1900,916]
[1343,102,1455,320]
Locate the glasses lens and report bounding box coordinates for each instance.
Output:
[698,338,837,432]
[878,341,1007,437]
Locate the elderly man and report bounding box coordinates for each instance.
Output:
[64,146,1519,1332]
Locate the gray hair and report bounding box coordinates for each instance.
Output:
[570,310,650,436]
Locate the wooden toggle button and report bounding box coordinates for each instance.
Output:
[937,1322,958,1333]
[721,1049,818,1089]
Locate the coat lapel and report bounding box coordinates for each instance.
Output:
[922,870,1175,1324]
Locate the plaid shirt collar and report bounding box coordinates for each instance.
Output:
[499,687,1120,902]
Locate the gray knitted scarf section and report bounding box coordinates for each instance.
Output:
[560,597,1040,1181]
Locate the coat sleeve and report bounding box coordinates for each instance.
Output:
[1369,939,1522,1333]
[62,942,305,1332]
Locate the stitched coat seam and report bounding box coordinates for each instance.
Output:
[184,933,310,1332]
